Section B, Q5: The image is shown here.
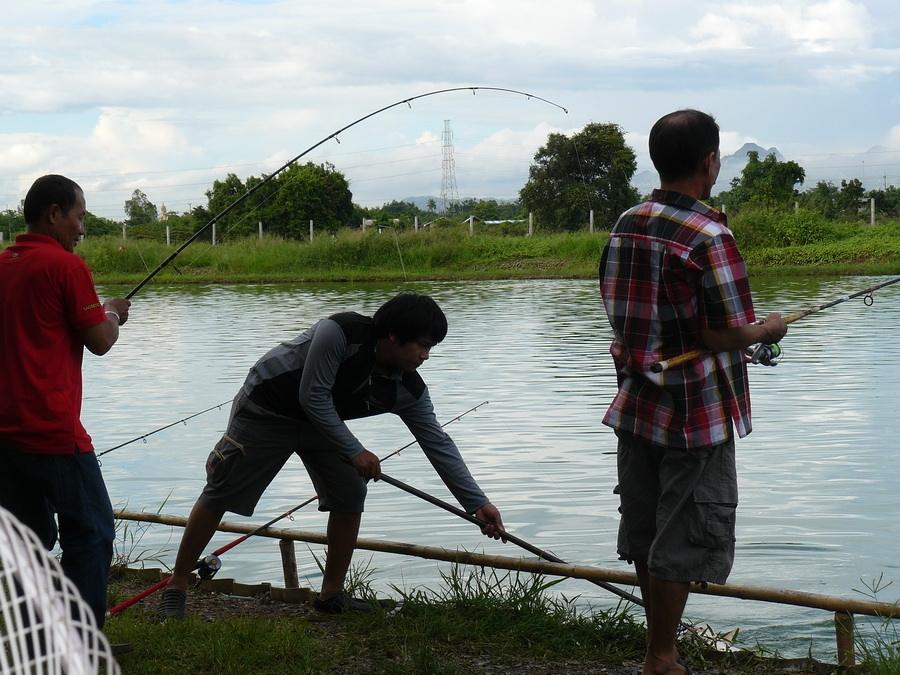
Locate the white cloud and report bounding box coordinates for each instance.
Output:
[694,0,871,54]
[2,0,900,217]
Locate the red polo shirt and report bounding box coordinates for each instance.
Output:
[0,233,107,454]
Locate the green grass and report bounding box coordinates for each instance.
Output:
[102,564,843,674]
[104,567,647,674]
[9,218,900,284]
[103,614,333,674]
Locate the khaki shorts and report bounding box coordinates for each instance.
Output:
[614,430,737,585]
[200,393,367,516]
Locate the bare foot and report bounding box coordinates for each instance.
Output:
[642,651,687,675]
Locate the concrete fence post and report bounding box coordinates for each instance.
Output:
[589,209,594,233]
[528,212,533,237]
[122,224,127,240]
[414,215,418,232]
[212,222,216,246]
[166,225,171,246]
[309,219,314,241]
[259,221,264,239]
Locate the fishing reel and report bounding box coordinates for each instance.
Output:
[745,342,782,367]
[196,553,222,581]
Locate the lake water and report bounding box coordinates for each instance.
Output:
[85,277,900,660]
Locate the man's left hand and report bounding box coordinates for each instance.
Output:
[474,502,507,542]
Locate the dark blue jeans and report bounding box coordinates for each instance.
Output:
[0,444,115,628]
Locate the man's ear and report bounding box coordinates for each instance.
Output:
[45,204,62,225]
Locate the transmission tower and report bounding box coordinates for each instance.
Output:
[440,120,459,214]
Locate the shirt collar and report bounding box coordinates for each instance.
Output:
[14,232,65,250]
[650,189,726,224]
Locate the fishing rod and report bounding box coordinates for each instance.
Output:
[97,400,232,459]
[377,472,644,608]
[650,276,900,374]
[107,400,490,615]
[125,87,568,300]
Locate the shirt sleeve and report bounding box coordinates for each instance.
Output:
[297,319,366,458]
[398,388,489,514]
[63,258,106,330]
[695,233,756,329]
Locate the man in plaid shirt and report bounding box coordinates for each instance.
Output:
[599,110,787,675]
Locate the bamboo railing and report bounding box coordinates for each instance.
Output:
[116,509,899,668]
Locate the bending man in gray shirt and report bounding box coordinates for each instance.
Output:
[159,292,505,617]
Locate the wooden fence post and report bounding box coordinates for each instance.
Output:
[835,611,855,668]
[279,539,299,589]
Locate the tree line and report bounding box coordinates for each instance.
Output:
[2,128,899,242]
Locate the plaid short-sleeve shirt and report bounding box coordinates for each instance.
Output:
[599,190,756,448]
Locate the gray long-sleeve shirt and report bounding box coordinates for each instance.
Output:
[242,316,489,513]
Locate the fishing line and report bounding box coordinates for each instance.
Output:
[125,87,567,300]
[107,400,490,615]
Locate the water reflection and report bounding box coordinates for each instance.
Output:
[85,277,900,660]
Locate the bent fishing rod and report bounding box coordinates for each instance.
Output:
[108,400,489,615]
[376,473,643,608]
[125,87,567,300]
[651,276,900,373]
[97,400,231,459]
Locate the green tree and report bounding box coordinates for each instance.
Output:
[720,151,805,211]
[123,189,158,227]
[866,186,900,218]
[837,178,865,218]
[519,122,639,231]
[262,162,353,238]
[84,212,120,237]
[800,181,840,218]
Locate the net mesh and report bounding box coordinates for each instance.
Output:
[0,505,120,675]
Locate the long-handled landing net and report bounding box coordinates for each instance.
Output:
[0,506,120,675]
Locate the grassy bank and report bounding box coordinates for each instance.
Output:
[7,216,900,284]
[100,226,900,284]
[103,566,849,674]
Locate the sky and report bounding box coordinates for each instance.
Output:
[2,0,900,220]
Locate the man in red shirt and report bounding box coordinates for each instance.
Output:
[599,111,787,675]
[0,174,131,628]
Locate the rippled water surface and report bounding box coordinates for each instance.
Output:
[86,277,900,659]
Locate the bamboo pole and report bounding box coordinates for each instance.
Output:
[115,509,900,619]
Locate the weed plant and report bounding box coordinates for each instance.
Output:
[853,575,900,674]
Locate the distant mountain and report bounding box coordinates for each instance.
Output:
[631,143,784,196]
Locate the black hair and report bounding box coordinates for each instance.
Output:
[373,293,448,345]
[23,174,83,226]
[649,110,720,183]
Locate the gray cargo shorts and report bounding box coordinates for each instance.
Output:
[614,430,737,585]
[200,392,367,516]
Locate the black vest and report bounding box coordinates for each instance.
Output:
[250,312,426,421]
